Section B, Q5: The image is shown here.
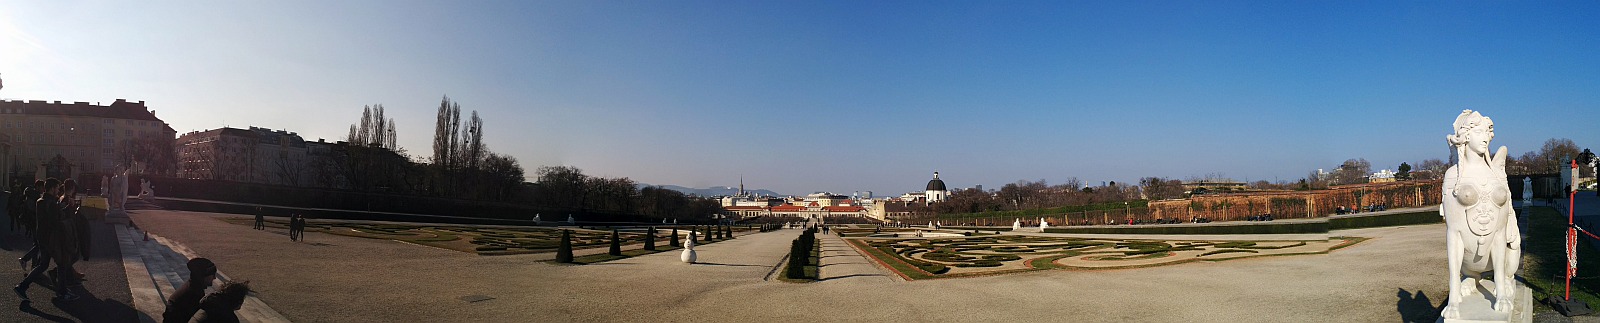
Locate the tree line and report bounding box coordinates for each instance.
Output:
[328,96,718,221]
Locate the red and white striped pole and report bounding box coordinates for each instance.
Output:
[1569,159,1580,301]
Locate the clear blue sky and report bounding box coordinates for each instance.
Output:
[1,1,1596,196]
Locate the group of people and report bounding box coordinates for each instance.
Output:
[253,207,308,242]
[163,257,253,323]
[288,214,308,242]
[6,178,94,303]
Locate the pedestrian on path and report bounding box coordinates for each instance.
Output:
[16,180,43,269]
[196,281,251,323]
[253,207,265,230]
[164,257,218,323]
[289,214,301,241]
[14,178,76,303]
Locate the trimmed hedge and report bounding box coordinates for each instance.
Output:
[1328,210,1441,230]
[555,230,574,263]
[1042,221,1328,235]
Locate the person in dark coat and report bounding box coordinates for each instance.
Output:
[14,178,74,303]
[253,207,265,230]
[290,214,301,241]
[163,257,217,323]
[195,281,250,323]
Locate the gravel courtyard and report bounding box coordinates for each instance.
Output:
[130,209,1445,322]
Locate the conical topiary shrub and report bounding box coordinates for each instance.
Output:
[670,227,681,247]
[556,230,574,263]
[644,227,657,251]
[726,225,734,239]
[608,229,622,256]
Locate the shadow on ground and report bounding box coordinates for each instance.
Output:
[1397,288,1445,323]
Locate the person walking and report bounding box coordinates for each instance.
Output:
[253,207,264,230]
[14,178,76,303]
[288,214,299,242]
[163,258,217,323]
[56,180,88,288]
[16,180,42,270]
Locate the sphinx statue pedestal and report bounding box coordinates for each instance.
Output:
[1440,280,1532,323]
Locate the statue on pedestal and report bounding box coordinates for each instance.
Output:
[1038,217,1049,230]
[1012,219,1022,231]
[1441,110,1521,319]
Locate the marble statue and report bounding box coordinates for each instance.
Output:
[928,221,936,229]
[109,171,129,210]
[1440,110,1522,319]
[532,214,541,223]
[1012,219,1022,231]
[681,231,698,263]
[138,179,155,199]
[1038,217,1049,230]
[567,214,576,225]
[1521,177,1533,205]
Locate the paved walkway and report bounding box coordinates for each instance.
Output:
[124,208,1475,322]
[0,206,139,322]
[815,232,895,283]
[115,223,289,323]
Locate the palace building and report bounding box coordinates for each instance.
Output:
[0,99,176,185]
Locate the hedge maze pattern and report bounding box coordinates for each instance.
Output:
[226,218,665,255]
[851,234,1361,280]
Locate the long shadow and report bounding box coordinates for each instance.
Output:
[818,262,869,267]
[1396,288,1446,323]
[692,262,766,267]
[18,305,73,323]
[817,273,887,282]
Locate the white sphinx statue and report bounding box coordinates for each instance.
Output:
[138,179,155,199]
[1441,110,1522,319]
[1038,217,1049,231]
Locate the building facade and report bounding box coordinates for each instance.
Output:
[0,99,176,184]
[177,126,319,186]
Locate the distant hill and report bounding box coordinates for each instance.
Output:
[636,184,787,198]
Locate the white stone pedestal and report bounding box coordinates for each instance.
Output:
[1439,280,1532,323]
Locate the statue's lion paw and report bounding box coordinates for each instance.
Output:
[1443,305,1461,319]
[1494,300,1511,312]
[1460,280,1477,296]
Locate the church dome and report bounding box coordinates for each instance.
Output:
[925,172,947,191]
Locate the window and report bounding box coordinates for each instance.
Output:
[125,130,132,136]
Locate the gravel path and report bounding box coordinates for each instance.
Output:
[130,209,1449,322]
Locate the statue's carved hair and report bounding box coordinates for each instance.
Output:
[1447,109,1491,147]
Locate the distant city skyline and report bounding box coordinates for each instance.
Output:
[1,1,1596,196]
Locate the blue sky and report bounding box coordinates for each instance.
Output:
[1,1,1596,196]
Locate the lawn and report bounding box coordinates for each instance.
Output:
[1520,206,1600,306]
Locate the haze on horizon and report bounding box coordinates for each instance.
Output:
[0,1,1596,197]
